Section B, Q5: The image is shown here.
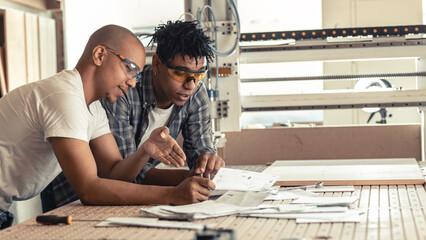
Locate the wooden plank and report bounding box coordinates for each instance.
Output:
[415,184,426,208]
[413,205,426,240]
[303,223,320,239]
[353,186,370,240]
[291,222,308,239]
[0,47,7,96]
[52,10,64,72]
[8,0,46,10]
[317,223,331,238]
[225,125,422,165]
[8,0,60,10]
[264,219,290,240]
[4,9,27,91]
[402,208,418,240]
[253,218,278,239]
[341,222,356,240]
[398,185,410,207]
[231,217,256,240]
[278,220,297,238]
[24,13,40,83]
[389,185,405,240]
[412,185,426,239]
[379,185,392,240]
[38,16,56,79]
[329,192,344,239]
[263,200,289,239]
[414,207,426,239]
[263,158,424,186]
[366,186,379,240]
[399,185,419,240]
[243,217,268,239]
[215,215,238,229]
[341,189,356,240]
[407,185,421,208]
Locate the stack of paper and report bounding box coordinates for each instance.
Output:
[241,195,362,223]
[140,190,271,221]
[140,200,253,221]
[138,167,362,224]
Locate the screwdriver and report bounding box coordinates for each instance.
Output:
[36,215,103,225]
[36,215,72,225]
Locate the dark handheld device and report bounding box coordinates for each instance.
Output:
[195,228,235,240]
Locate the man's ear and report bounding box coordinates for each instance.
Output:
[152,54,161,73]
[92,45,107,66]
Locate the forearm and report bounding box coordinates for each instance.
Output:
[79,177,174,205]
[107,148,150,182]
[142,168,189,186]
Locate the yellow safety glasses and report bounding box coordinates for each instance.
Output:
[160,56,208,83]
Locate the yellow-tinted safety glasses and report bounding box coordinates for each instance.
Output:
[161,57,208,84]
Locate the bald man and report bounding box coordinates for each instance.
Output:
[0,25,215,229]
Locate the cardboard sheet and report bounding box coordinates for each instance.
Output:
[262,158,424,186]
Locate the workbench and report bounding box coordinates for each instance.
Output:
[0,165,425,240]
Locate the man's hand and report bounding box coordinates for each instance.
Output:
[194,152,225,179]
[169,176,215,205]
[142,126,186,167]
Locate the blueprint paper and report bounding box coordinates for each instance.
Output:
[212,168,279,191]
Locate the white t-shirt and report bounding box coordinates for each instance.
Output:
[137,105,174,149]
[0,69,110,211]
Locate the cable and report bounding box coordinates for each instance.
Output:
[197,0,241,56]
[177,12,196,21]
[197,0,241,89]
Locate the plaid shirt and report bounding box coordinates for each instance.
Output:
[41,65,216,210]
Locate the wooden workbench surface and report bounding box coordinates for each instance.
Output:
[1,166,426,240]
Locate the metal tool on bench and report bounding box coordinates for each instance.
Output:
[281,181,324,191]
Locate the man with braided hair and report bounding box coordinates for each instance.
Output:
[42,20,224,211]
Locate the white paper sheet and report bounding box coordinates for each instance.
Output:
[215,190,270,207]
[212,168,279,192]
[291,196,359,206]
[239,205,348,215]
[96,217,213,230]
[265,189,319,200]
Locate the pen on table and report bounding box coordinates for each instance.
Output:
[200,173,213,191]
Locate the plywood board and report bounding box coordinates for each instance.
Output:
[25,13,40,83]
[224,125,421,165]
[262,158,425,186]
[5,9,27,91]
[38,16,56,79]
